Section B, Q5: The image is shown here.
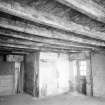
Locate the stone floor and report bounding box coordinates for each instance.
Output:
[0,92,105,105]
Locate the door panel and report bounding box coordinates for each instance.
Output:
[24,53,39,96]
[24,54,35,96]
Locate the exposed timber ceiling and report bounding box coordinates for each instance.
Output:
[56,0,105,23]
[0,0,105,54]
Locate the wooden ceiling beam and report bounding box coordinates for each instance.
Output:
[0,42,90,53]
[1,27,105,49]
[0,29,105,53]
[0,32,98,50]
[0,17,105,47]
[56,0,105,23]
[0,35,94,51]
[0,0,105,41]
[1,41,105,54]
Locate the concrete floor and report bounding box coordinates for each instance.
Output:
[0,92,105,105]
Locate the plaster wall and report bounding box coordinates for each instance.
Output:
[0,62,15,96]
[91,53,105,97]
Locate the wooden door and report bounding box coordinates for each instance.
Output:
[24,53,39,97]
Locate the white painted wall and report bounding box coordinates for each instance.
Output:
[92,53,105,97]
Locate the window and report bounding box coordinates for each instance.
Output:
[79,61,87,76]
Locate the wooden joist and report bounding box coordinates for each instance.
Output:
[0,35,93,50]
[1,26,105,48]
[0,41,105,55]
[0,0,105,41]
[0,17,105,47]
[0,42,90,53]
[0,28,105,53]
[0,33,98,50]
[56,0,105,23]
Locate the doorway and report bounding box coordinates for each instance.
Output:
[76,60,88,95]
[39,52,70,97]
[0,54,24,96]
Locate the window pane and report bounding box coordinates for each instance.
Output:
[79,61,87,76]
[80,61,86,66]
[80,66,84,70]
[80,70,86,76]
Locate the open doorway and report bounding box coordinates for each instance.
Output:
[75,59,93,96]
[0,55,24,96]
[0,53,40,97]
[69,52,93,96]
[39,52,70,97]
[77,60,87,95]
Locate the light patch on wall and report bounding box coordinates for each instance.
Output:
[14,62,21,93]
[39,52,70,96]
